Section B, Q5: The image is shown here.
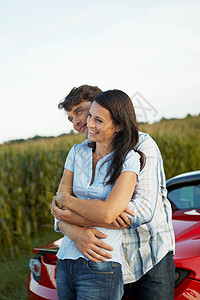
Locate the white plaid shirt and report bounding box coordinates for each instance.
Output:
[121,132,175,283]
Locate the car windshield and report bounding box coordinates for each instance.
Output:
[168,184,200,210]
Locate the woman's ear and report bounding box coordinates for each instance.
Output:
[116,127,123,133]
[115,123,123,133]
[118,124,123,132]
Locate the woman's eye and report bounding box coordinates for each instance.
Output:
[96,118,103,123]
[88,112,92,118]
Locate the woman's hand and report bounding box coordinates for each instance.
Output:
[111,208,135,228]
[50,199,72,221]
[53,192,70,209]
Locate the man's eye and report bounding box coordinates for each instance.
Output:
[77,110,83,115]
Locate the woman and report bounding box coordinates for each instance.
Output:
[52,89,141,300]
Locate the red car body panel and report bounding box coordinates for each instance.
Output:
[28,272,58,300]
[174,278,200,299]
[173,211,200,282]
[27,171,200,299]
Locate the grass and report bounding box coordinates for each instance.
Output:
[0,230,63,300]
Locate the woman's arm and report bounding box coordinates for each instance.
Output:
[51,199,132,228]
[57,169,74,194]
[54,171,137,224]
[53,169,131,227]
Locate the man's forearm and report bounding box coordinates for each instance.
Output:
[58,221,81,240]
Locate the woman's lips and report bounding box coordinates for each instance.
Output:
[88,129,98,135]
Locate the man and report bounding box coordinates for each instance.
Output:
[51,85,175,299]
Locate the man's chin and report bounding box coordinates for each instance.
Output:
[81,128,88,139]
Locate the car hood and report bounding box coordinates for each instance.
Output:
[172,209,200,260]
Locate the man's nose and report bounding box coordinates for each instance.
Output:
[73,116,80,127]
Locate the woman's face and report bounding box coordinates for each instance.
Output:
[87,101,119,147]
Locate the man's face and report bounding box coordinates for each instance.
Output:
[66,101,91,138]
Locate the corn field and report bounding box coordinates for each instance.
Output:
[0,115,200,255]
[139,115,200,178]
[0,134,84,257]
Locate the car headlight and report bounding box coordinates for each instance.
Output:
[175,267,190,287]
[29,257,41,282]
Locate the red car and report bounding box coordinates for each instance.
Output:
[27,171,200,299]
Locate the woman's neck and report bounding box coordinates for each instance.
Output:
[95,143,113,159]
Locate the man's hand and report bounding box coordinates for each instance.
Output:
[72,227,113,263]
[58,222,114,263]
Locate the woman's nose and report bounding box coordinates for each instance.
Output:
[87,117,95,127]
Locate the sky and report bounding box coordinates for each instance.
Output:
[0,0,200,143]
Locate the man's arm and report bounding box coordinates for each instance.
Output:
[58,221,114,263]
[126,136,164,229]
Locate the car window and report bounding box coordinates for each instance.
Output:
[168,184,200,210]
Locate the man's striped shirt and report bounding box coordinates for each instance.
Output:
[121,132,175,283]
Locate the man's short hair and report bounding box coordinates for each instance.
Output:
[58,85,102,111]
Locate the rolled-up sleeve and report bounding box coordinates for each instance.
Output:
[64,144,77,171]
[121,150,140,175]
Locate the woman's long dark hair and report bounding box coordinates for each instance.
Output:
[89,89,145,185]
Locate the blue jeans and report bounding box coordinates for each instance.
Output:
[56,258,123,300]
[122,251,175,300]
